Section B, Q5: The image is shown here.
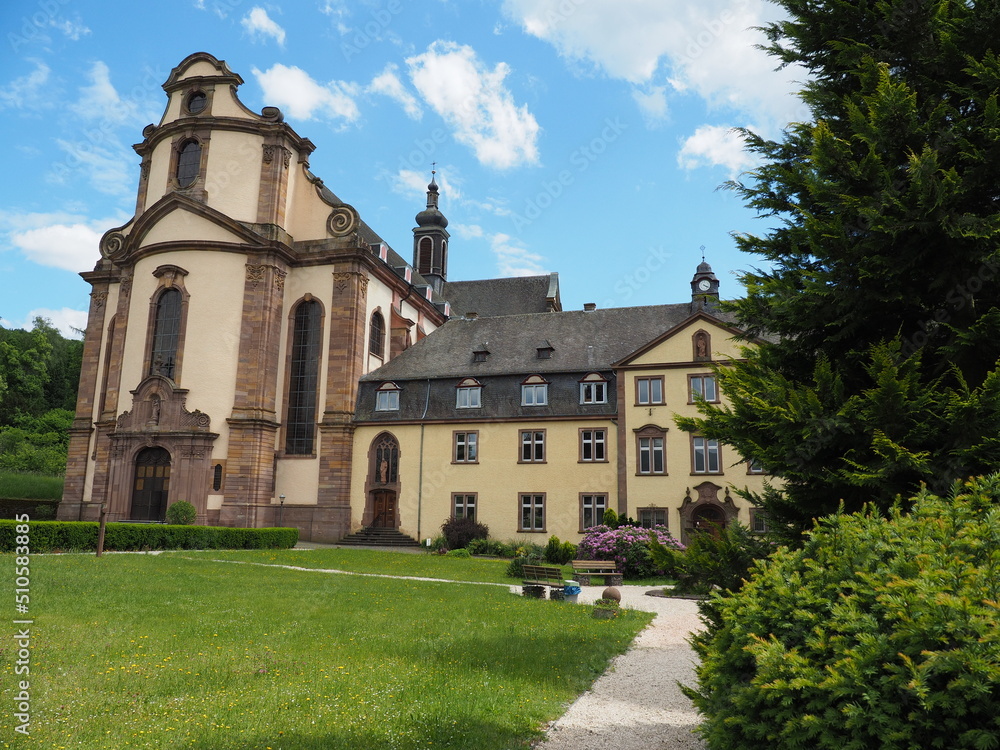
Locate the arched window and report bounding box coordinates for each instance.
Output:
[369,311,385,357]
[149,289,181,379]
[285,300,322,455]
[177,139,201,188]
[371,433,399,484]
[417,237,432,274]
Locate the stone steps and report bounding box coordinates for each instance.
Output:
[338,527,421,548]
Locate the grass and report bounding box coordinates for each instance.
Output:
[0,471,63,501]
[0,550,654,749]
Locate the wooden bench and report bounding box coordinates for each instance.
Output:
[571,560,623,587]
[522,564,567,600]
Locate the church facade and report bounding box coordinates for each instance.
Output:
[59,52,772,544]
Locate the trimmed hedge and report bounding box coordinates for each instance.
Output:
[687,475,1000,749]
[0,520,298,552]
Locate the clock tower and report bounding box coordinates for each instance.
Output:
[690,259,720,313]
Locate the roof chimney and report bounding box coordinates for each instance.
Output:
[583,302,597,312]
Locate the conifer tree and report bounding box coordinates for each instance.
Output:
[679,0,1000,537]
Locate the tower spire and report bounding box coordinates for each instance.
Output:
[413,165,450,294]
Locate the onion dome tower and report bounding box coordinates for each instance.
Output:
[412,169,450,294]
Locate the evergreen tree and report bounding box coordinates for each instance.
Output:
[679,0,1000,538]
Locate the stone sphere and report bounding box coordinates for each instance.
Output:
[602,586,621,602]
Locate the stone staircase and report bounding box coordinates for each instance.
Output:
[337,527,422,548]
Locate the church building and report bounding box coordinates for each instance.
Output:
[59,53,772,544]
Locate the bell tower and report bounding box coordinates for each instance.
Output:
[412,169,449,294]
[690,252,720,313]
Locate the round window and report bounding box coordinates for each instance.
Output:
[187,91,207,114]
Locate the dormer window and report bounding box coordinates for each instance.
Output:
[375,382,400,411]
[456,377,482,408]
[579,373,608,404]
[521,375,548,406]
[536,340,554,359]
[472,344,490,363]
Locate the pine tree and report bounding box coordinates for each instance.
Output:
[679,0,1000,537]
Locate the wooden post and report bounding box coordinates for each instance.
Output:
[96,503,108,557]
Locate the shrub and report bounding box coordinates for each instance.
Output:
[504,548,544,578]
[0,520,298,552]
[654,522,772,595]
[165,500,197,525]
[577,524,683,578]
[445,548,471,558]
[440,516,489,550]
[687,475,1000,750]
[602,508,619,528]
[544,535,577,564]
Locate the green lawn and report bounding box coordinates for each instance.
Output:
[0,551,653,749]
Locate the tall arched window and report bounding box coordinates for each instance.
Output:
[369,311,385,357]
[149,289,181,379]
[177,139,201,188]
[417,237,433,274]
[285,300,322,455]
[371,433,399,485]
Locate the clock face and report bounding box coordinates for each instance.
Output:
[697,279,711,291]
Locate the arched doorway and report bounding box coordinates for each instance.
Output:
[692,503,726,538]
[131,447,171,521]
[364,433,400,529]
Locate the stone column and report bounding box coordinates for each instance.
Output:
[221,257,287,527]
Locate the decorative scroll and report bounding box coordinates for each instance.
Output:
[327,204,359,237]
[262,145,275,164]
[100,232,126,261]
[274,268,287,290]
[91,291,108,311]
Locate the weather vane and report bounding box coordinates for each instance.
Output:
[700,245,706,262]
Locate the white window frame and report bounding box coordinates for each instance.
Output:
[375,388,399,411]
[456,386,482,409]
[693,436,721,474]
[521,383,548,406]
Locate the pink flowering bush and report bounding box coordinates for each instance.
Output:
[577,525,684,578]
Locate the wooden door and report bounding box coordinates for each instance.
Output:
[371,490,397,528]
[692,504,725,538]
[131,447,171,521]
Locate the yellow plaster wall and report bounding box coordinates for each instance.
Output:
[274,456,321,508]
[284,163,328,241]
[352,418,618,543]
[204,130,262,221]
[620,320,773,535]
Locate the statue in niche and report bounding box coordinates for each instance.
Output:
[379,459,388,484]
[150,396,161,425]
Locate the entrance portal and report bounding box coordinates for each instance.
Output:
[370,489,397,529]
[692,503,726,538]
[130,447,171,521]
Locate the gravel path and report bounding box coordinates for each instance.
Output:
[534,586,708,750]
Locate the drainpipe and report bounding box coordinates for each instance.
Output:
[416,378,432,542]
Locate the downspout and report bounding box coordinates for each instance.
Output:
[416,378,432,543]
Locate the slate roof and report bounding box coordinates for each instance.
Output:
[441,273,560,318]
[360,303,739,383]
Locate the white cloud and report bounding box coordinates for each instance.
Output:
[70,61,141,124]
[20,308,89,339]
[632,85,668,125]
[490,232,547,276]
[503,0,806,136]
[406,41,540,170]
[451,223,484,240]
[369,64,422,119]
[677,125,756,176]
[0,60,52,111]
[51,16,91,40]
[52,138,133,195]
[242,7,287,47]
[252,64,359,123]
[10,222,103,272]
[391,168,461,204]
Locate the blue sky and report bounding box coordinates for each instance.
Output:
[0,0,807,337]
